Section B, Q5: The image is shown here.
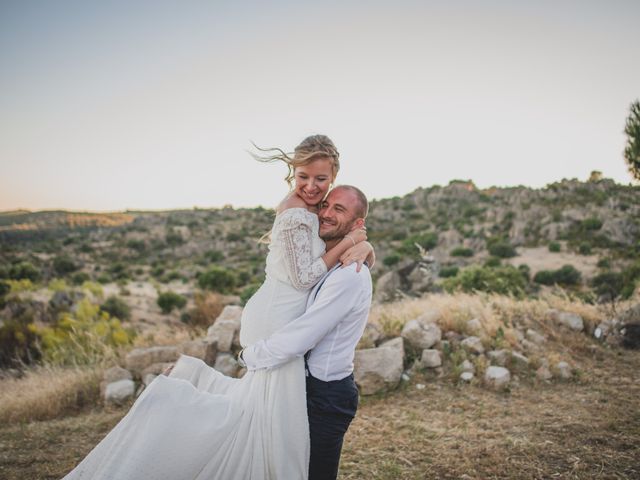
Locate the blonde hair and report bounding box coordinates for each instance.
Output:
[251,134,340,188]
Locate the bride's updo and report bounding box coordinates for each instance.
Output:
[252,134,340,188]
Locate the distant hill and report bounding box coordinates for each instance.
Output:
[1,177,638,301]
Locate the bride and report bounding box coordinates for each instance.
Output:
[62,135,373,480]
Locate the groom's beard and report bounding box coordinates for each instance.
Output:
[319,223,355,242]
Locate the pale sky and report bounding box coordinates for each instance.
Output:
[1,0,639,212]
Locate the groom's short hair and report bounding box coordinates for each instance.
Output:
[334,185,368,219]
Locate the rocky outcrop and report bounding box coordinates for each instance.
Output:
[354,338,404,395]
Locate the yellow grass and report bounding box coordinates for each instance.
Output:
[0,366,101,424]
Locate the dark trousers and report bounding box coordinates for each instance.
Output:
[306,372,359,480]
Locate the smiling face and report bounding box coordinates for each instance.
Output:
[293,156,335,207]
[318,187,365,241]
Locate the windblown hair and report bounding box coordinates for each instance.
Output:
[251,134,340,188]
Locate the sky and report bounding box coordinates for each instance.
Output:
[1,0,639,212]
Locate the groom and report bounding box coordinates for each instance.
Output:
[240,185,373,480]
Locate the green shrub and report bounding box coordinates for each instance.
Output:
[578,242,592,255]
[398,232,438,257]
[596,258,611,269]
[484,256,502,267]
[439,266,459,278]
[157,291,187,314]
[197,266,238,293]
[0,280,10,297]
[0,317,42,368]
[442,265,527,297]
[488,241,517,258]
[205,250,225,262]
[36,299,135,365]
[582,217,603,231]
[166,231,184,246]
[9,261,40,282]
[71,271,91,285]
[533,264,581,286]
[548,242,561,253]
[591,272,624,300]
[383,254,401,267]
[126,239,146,253]
[53,255,78,275]
[100,296,131,321]
[450,247,474,257]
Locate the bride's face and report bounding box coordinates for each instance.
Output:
[293,157,334,206]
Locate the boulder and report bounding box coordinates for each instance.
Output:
[510,351,530,369]
[420,349,442,368]
[214,353,240,377]
[207,306,243,352]
[536,366,553,381]
[105,379,136,405]
[354,342,404,395]
[555,361,572,379]
[460,360,475,374]
[125,346,179,375]
[525,329,546,345]
[358,323,383,349]
[460,372,474,382]
[521,339,541,354]
[484,366,511,390]
[401,318,441,350]
[487,349,509,366]
[103,365,132,383]
[141,362,174,379]
[379,337,405,358]
[179,338,218,366]
[466,318,483,335]
[549,309,584,332]
[461,336,485,355]
[373,271,402,302]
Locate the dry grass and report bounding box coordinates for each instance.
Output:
[0,366,101,424]
[0,345,638,479]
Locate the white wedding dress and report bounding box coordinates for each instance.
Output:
[63,208,327,480]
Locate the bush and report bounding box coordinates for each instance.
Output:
[36,299,135,365]
[548,242,561,253]
[166,231,184,246]
[484,256,502,267]
[488,241,517,258]
[439,266,459,278]
[591,272,624,300]
[53,255,78,275]
[533,264,581,286]
[582,217,603,231]
[442,265,528,297]
[0,317,42,368]
[9,261,40,282]
[597,258,611,269]
[71,271,91,285]
[100,296,131,321]
[157,291,187,314]
[197,266,237,293]
[398,232,438,257]
[578,242,592,255]
[450,247,474,257]
[383,254,401,267]
[126,239,146,253]
[205,250,225,262]
[185,291,224,328]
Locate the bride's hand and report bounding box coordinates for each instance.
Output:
[345,227,367,245]
[163,364,174,376]
[340,240,375,272]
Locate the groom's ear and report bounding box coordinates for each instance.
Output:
[352,218,365,230]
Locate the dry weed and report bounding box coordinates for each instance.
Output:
[0,366,101,424]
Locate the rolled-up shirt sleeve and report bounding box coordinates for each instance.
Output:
[241,273,360,371]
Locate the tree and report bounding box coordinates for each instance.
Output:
[624,99,640,181]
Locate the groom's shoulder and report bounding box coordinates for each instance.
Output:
[328,263,372,290]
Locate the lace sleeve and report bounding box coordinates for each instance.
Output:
[278,211,328,291]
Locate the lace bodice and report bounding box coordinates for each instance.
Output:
[265,208,327,290]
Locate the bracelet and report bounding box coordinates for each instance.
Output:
[344,235,356,246]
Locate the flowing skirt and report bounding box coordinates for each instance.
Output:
[63,278,310,480]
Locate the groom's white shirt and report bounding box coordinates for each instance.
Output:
[241,263,372,382]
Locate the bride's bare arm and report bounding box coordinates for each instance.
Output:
[321,227,367,269]
[340,241,375,271]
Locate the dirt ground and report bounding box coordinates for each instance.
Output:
[1,345,638,480]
